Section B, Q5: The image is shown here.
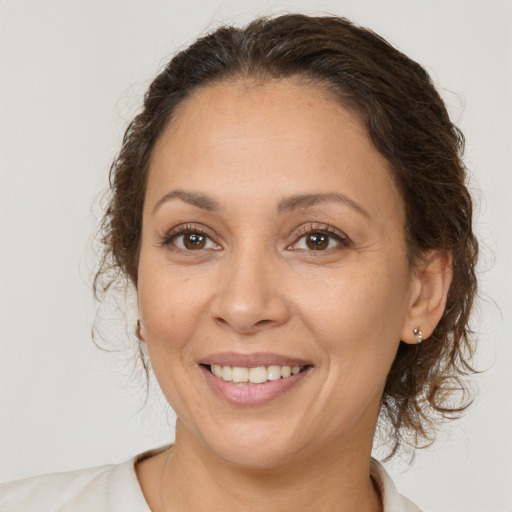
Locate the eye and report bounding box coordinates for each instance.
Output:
[288,225,349,252]
[174,232,213,250]
[162,225,221,251]
[303,233,331,250]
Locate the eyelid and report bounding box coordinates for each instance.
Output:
[287,223,351,250]
[159,222,349,251]
[161,223,221,249]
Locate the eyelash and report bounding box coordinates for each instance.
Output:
[288,223,350,252]
[160,223,350,252]
[161,224,220,251]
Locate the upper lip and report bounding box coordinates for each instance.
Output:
[200,352,312,368]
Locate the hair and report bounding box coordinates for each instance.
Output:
[94,14,478,456]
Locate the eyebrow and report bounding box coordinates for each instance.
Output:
[277,193,370,219]
[152,189,222,215]
[152,189,370,219]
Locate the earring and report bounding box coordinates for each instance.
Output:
[136,319,149,360]
[136,319,144,340]
[413,327,423,344]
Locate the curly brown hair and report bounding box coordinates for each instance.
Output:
[94,14,478,456]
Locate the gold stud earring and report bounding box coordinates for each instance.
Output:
[413,327,423,344]
[136,319,144,340]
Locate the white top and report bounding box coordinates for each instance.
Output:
[0,452,422,511]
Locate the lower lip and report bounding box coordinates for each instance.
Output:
[200,366,311,406]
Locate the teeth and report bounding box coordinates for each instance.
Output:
[267,365,283,381]
[249,366,268,384]
[221,366,232,382]
[232,367,249,383]
[280,366,292,378]
[210,364,304,384]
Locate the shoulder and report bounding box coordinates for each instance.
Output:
[0,457,150,512]
[370,458,423,512]
[0,464,114,511]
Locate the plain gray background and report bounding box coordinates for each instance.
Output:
[1,1,511,511]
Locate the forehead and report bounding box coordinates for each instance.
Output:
[165,78,363,156]
[146,79,404,226]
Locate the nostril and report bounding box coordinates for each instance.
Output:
[214,317,228,325]
[255,319,272,327]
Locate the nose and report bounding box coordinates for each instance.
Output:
[209,247,290,334]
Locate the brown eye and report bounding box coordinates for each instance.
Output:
[305,233,329,250]
[163,225,221,252]
[288,226,349,252]
[182,233,206,250]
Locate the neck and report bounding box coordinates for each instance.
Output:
[159,421,381,512]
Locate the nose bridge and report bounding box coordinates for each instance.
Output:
[211,240,288,333]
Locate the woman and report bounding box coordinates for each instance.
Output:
[0,14,478,512]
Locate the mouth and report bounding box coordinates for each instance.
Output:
[199,354,313,405]
[202,363,310,384]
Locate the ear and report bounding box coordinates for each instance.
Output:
[401,250,453,344]
[135,295,145,342]
[135,318,146,342]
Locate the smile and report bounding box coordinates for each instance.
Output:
[209,364,303,384]
[199,353,313,405]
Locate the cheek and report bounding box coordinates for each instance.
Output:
[297,255,410,367]
[137,256,211,360]
[136,262,213,418]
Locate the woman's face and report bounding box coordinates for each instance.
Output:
[138,80,417,468]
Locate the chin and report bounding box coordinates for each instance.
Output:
[193,420,309,470]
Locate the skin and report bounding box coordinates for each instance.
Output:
[135,79,452,511]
